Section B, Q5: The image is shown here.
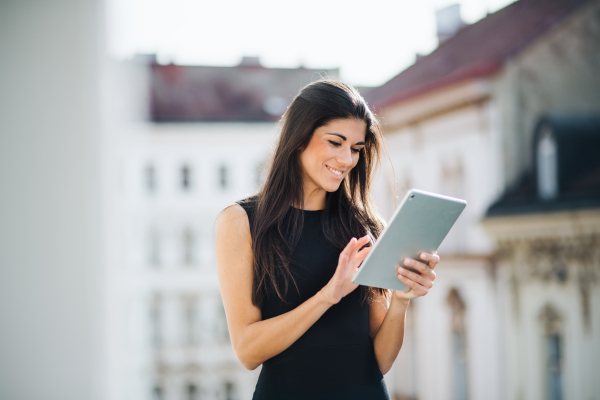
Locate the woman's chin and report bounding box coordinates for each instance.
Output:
[322,181,343,192]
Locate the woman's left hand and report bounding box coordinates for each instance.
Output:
[394,252,439,301]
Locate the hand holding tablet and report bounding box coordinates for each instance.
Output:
[352,189,467,293]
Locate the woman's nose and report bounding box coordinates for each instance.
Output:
[337,147,353,166]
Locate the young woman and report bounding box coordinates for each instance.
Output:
[215,80,438,399]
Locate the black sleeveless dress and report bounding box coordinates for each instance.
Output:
[237,197,390,400]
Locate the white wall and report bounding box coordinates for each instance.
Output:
[121,122,279,400]
[0,1,107,399]
[492,1,600,187]
[375,98,504,400]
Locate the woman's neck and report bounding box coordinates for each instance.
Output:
[294,185,326,211]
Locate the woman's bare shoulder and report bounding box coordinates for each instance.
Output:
[217,203,250,234]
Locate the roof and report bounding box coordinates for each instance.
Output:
[366,0,592,110]
[148,57,339,122]
[486,114,600,216]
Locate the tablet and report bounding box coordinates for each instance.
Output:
[352,188,467,292]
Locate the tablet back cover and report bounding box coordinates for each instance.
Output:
[352,189,466,292]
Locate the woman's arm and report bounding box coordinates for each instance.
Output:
[215,204,371,370]
[369,253,439,375]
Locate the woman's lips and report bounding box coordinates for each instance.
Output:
[326,165,344,178]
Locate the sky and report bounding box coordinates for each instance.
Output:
[107,0,516,87]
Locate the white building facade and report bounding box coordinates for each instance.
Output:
[367,1,600,400]
[121,123,278,400]
[111,59,340,400]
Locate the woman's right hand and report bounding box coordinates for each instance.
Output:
[320,235,373,305]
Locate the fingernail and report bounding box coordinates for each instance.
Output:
[398,267,404,272]
[420,253,427,259]
[404,259,412,265]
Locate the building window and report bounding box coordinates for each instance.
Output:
[186,383,198,400]
[182,295,199,346]
[219,165,228,189]
[447,288,468,400]
[152,385,163,400]
[181,164,192,191]
[150,294,163,347]
[223,381,236,400]
[546,334,563,400]
[539,304,563,400]
[216,300,230,343]
[148,228,160,267]
[145,164,156,193]
[182,227,195,266]
[537,125,558,201]
[440,160,465,253]
[255,159,267,189]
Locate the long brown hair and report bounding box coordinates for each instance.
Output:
[246,79,392,308]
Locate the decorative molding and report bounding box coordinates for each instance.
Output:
[538,303,563,335]
[482,209,600,241]
[495,234,599,331]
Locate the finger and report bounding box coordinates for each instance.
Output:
[350,235,370,255]
[420,252,440,268]
[405,260,436,282]
[403,258,431,275]
[398,266,434,288]
[357,245,372,259]
[355,235,371,249]
[398,274,429,295]
[355,246,372,267]
[348,239,363,265]
[340,237,356,260]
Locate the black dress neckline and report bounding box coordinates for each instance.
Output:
[290,206,325,212]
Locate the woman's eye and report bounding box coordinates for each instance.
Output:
[352,148,361,154]
[328,141,341,147]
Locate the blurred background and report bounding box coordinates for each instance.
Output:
[1,0,599,399]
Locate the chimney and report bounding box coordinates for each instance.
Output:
[238,56,262,68]
[436,4,466,44]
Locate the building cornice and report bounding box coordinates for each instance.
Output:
[482,208,600,241]
[379,78,491,131]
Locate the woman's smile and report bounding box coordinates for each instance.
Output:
[326,164,344,178]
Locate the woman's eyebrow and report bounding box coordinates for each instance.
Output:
[327,133,366,146]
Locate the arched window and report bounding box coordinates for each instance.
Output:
[186,383,198,400]
[537,125,558,201]
[539,304,564,400]
[223,381,236,400]
[152,384,163,400]
[447,288,468,400]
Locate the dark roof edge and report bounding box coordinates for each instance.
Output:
[486,197,600,217]
[369,0,592,110]
[371,62,500,110]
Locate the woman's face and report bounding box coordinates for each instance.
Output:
[298,118,367,193]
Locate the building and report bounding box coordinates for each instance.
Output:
[365,0,600,399]
[116,57,340,400]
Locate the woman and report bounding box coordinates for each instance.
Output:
[215,79,438,399]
